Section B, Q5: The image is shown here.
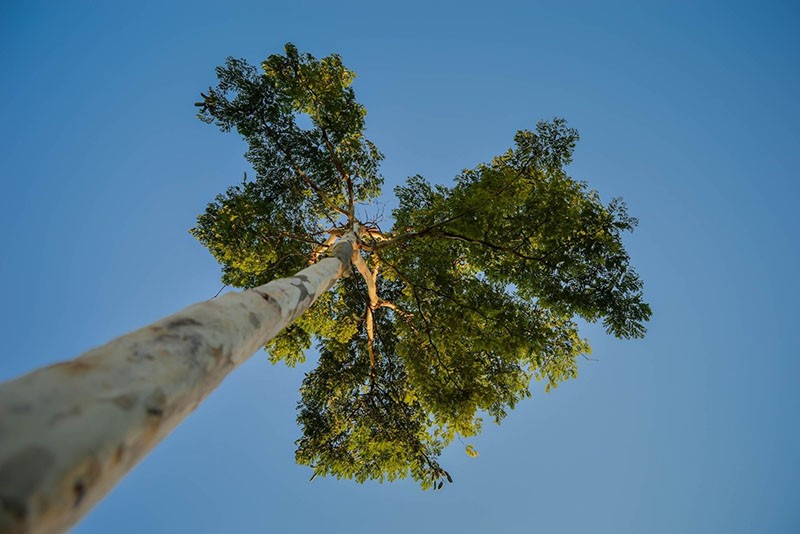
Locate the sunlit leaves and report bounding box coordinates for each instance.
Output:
[193,45,384,271]
[294,275,451,488]
[392,119,651,339]
[190,175,321,286]
[379,233,589,436]
[194,46,650,491]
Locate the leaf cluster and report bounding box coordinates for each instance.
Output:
[191,45,383,286]
[295,275,452,489]
[391,120,651,339]
[192,45,650,489]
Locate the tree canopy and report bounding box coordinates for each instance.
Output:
[191,44,651,489]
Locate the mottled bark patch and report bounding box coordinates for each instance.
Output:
[113,445,125,466]
[166,318,202,329]
[127,350,156,363]
[0,446,55,519]
[287,277,314,302]
[10,403,31,415]
[72,455,101,508]
[49,405,83,425]
[248,312,261,329]
[184,333,204,357]
[154,331,205,367]
[0,494,27,524]
[145,389,167,418]
[156,317,205,365]
[129,348,156,363]
[50,360,91,375]
[112,393,138,411]
[330,240,354,271]
[210,346,224,364]
[253,290,271,302]
[73,481,86,507]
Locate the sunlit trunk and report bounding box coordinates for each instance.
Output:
[0,234,355,534]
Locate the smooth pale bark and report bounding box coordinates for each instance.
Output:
[0,234,356,534]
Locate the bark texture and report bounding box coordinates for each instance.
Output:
[0,235,356,534]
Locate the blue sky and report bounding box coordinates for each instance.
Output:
[1,1,798,532]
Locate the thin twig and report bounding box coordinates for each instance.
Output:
[209,284,228,300]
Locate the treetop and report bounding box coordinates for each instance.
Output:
[192,43,651,489]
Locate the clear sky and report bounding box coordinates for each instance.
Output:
[1,1,798,532]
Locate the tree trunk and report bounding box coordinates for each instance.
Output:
[0,234,356,534]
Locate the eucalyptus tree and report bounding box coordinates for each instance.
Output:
[0,43,650,534]
[191,43,651,489]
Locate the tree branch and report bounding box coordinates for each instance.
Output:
[373,254,456,385]
[310,233,339,264]
[353,250,381,388]
[353,253,380,308]
[372,213,469,250]
[319,127,355,220]
[260,120,349,220]
[429,230,562,264]
[378,300,414,320]
[288,68,354,221]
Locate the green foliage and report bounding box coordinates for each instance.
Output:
[193,44,650,490]
[391,119,650,339]
[191,45,383,284]
[295,275,451,489]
